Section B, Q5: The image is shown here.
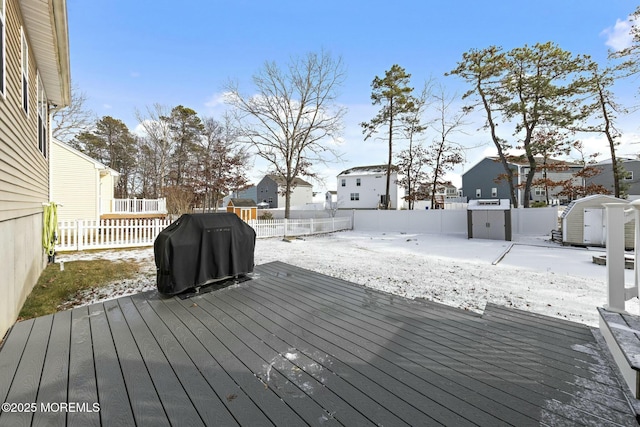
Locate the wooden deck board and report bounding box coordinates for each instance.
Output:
[0,260,637,426]
[32,310,71,427]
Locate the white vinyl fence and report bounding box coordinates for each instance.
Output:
[56,219,173,251]
[248,217,352,238]
[56,216,353,251]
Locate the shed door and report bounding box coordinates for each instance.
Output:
[487,210,506,240]
[583,208,604,245]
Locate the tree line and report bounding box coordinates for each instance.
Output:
[54,7,640,215]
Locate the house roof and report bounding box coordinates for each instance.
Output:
[228,198,257,207]
[52,139,120,177]
[0,261,635,425]
[265,175,312,187]
[338,164,398,176]
[20,0,71,106]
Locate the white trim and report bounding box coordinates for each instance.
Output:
[0,0,5,98]
[20,26,28,115]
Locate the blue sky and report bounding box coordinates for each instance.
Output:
[66,0,640,191]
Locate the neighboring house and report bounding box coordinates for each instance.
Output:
[256,175,313,209]
[337,165,406,210]
[586,158,640,199]
[462,156,583,206]
[50,139,120,222]
[324,190,337,210]
[0,0,70,337]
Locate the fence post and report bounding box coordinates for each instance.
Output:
[77,220,83,251]
[604,203,627,313]
[310,218,314,234]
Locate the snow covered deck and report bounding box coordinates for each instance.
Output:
[0,261,637,426]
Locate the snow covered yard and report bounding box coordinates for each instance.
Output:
[57,230,638,327]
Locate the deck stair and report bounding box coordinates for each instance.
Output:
[599,307,640,400]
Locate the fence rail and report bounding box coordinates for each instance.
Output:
[55,216,352,252]
[248,217,352,239]
[109,197,167,214]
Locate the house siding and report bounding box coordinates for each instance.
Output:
[0,0,46,223]
[257,176,278,208]
[587,160,640,197]
[462,158,515,202]
[50,140,100,222]
[337,170,404,209]
[0,0,69,339]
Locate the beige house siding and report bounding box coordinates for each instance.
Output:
[0,0,46,224]
[50,140,101,221]
[0,0,70,339]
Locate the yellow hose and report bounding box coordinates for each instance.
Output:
[42,202,58,259]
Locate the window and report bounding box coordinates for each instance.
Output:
[21,27,28,114]
[356,178,361,187]
[475,189,481,198]
[491,187,497,198]
[0,0,5,97]
[341,179,346,187]
[350,193,359,201]
[37,74,46,157]
[446,188,456,195]
[624,171,634,181]
[534,187,546,196]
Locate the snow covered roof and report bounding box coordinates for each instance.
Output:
[467,199,511,210]
[338,164,398,176]
[561,194,625,219]
[265,175,312,187]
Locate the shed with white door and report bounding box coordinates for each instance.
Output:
[561,194,634,248]
[467,199,512,241]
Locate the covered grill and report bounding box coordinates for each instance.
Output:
[154,213,256,295]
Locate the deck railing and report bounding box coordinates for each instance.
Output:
[603,201,640,313]
[108,198,167,214]
[55,216,352,251]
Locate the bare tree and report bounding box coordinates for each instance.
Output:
[396,81,432,210]
[225,50,346,218]
[135,104,174,197]
[197,116,251,212]
[52,84,95,143]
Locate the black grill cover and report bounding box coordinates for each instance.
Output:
[154,213,256,295]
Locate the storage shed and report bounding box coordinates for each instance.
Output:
[227,198,258,221]
[561,194,634,249]
[467,199,512,241]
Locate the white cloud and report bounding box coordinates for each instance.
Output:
[602,17,635,51]
[204,92,231,108]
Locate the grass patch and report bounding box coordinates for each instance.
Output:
[19,259,142,320]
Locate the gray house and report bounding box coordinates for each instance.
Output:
[587,158,640,198]
[462,156,583,206]
[256,175,313,208]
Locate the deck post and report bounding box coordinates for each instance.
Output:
[604,203,628,313]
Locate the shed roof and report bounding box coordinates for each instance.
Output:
[561,194,623,219]
[228,198,257,207]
